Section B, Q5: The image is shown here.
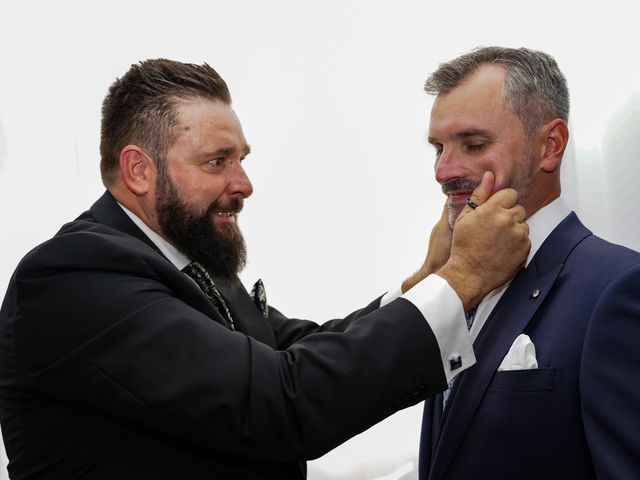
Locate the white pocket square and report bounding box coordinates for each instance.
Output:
[498,334,538,371]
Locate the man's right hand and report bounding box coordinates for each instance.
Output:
[437,171,530,311]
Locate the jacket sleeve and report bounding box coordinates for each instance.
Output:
[580,263,640,479]
[14,231,447,462]
[267,296,384,349]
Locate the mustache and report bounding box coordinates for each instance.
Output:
[441,178,480,196]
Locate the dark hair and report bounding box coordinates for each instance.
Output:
[100,58,231,186]
[425,47,569,139]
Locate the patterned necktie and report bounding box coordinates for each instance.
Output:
[442,306,477,410]
[182,262,235,330]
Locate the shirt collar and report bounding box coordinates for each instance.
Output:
[117,203,191,271]
[524,196,571,267]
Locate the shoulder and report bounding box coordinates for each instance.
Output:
[16,215,161,280]
[571,233,640,272]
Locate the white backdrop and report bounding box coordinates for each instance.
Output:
[1,1,639,478]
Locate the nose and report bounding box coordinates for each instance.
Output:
[228,161,254,199]
[434,146,466,185]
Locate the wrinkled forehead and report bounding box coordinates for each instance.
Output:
[171,98,250,155]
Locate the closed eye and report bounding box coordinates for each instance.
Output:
[466,143,486,152]
[207,157,226,168]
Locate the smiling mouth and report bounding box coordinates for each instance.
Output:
[214,212,237,222]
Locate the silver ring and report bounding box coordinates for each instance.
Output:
[466,198,479,210]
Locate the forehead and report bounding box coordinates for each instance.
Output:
[172,98,248,153]
[429,64,513,137]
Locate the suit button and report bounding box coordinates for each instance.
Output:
[531,288,541,299]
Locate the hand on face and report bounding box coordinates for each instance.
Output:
[401,204,453,293]
[437,171,530,311]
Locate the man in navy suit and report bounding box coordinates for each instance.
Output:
[0,59,530,479]
[419,46,640,479]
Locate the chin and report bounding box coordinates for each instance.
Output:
[447,205,463,228]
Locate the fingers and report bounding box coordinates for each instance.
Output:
[512,204,526,223]
[486,188,518,209]
[456,170,526,228]
[457,172,494,223]
[489,196,526,225]
[468,171,495,207]
[438,200,450,226]
[402,200,453,293]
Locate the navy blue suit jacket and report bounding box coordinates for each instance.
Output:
[419,213,640,479]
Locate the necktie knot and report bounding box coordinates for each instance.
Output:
[465,306,477,330]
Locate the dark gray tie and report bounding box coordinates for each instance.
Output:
[182,261,235,330]
[442,306,477,410]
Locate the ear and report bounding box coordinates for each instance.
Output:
[119,145,156,196]
[539,119,569,173]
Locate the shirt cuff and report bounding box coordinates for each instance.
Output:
[402,274,475,382]
[380,287,402,307]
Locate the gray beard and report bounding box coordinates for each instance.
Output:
[443,154,534,228]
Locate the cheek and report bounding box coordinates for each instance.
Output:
[180,174,226,200]
[199,183,228,209]
[482,155,516,190]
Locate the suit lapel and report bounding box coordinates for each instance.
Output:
[214,278,277,347]
[419,393,444,479]
[428,213,591,480]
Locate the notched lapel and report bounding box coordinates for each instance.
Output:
[430,264,562,479]
[429,213,592,480]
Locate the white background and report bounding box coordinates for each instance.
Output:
[1,1,639,478]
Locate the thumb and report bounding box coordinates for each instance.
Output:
[471,171,495,205]
[457,171,494,222]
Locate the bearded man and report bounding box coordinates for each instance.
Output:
[0,58,529,479]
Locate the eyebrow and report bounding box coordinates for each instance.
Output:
[428,128,493,145]
[207,144,252,158]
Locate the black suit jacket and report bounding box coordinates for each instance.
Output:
[0,191,447,479]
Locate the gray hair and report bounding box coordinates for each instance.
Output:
[425,47,569,139]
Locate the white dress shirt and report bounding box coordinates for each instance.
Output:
[118,203,191,271]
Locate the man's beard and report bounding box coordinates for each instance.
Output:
[156,170,247,283]
[442,152,535,229]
